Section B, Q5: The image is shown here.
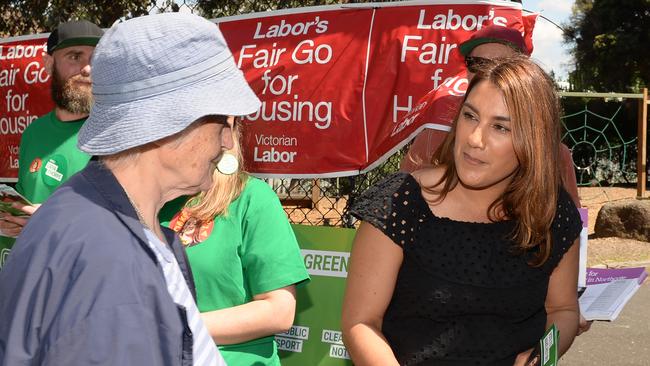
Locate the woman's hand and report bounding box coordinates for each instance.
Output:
[0,203,40,237]
[0,214,24,238]
[577,313,593,335]
[513,348,537,366]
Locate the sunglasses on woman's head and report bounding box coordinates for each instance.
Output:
[465,56,491,73]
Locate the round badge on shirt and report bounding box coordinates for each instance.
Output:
[29,158,42,173]
[169,208,215,247]
[41,154,68,187]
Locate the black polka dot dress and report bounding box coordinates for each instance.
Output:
[350,172,582,366]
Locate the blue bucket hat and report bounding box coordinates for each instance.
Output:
[78,13,261,155]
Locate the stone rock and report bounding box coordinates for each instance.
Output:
[594,199,650,241]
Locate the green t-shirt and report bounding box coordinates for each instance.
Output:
[1,111,90,271]
[160,176,310,365]
[16,111,90,203]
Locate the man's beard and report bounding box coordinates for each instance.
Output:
[50,64,93,115]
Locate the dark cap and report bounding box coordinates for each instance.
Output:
[459,26,530,56]
[47,20,104,54]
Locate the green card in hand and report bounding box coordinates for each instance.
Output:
[526,324,559,366]
[540,324,559,366]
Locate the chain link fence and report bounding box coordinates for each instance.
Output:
[148,0,201,15]
[266,148,406,228]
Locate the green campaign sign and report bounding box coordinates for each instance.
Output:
[278,224,356,366]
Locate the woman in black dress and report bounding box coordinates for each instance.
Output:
[341,56,582,366]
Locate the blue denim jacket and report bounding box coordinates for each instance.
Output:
[0,161,196,365]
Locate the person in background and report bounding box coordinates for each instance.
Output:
[160,120,310,366]
[0,13,260,365]
[0,20,103,262]
[342,56,582,365]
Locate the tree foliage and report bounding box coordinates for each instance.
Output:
[1,0,390,37]
[0,0,153,37]
[563,0,650,92]
[196,0,369,19]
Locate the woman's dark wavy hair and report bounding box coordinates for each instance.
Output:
[429,55,562,267]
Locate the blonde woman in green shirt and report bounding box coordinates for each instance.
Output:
[160,121,310,365]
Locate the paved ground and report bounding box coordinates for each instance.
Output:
[561,187,650,365]
[561,281,650,365]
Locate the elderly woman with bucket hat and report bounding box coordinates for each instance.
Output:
[0,13,260,365]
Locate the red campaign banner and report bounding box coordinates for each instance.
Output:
[0,1,535,180]
[0,36,53,181]
[219,8,372,177]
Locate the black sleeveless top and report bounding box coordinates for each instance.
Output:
[350,173,582,366]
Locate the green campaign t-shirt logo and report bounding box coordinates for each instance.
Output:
[41,154,68,187]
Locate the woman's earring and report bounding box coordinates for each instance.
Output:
[216,152,239,175]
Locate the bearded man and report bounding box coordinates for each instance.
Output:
[0,20,103,240]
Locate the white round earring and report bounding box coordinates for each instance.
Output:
[216,152,239,175]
